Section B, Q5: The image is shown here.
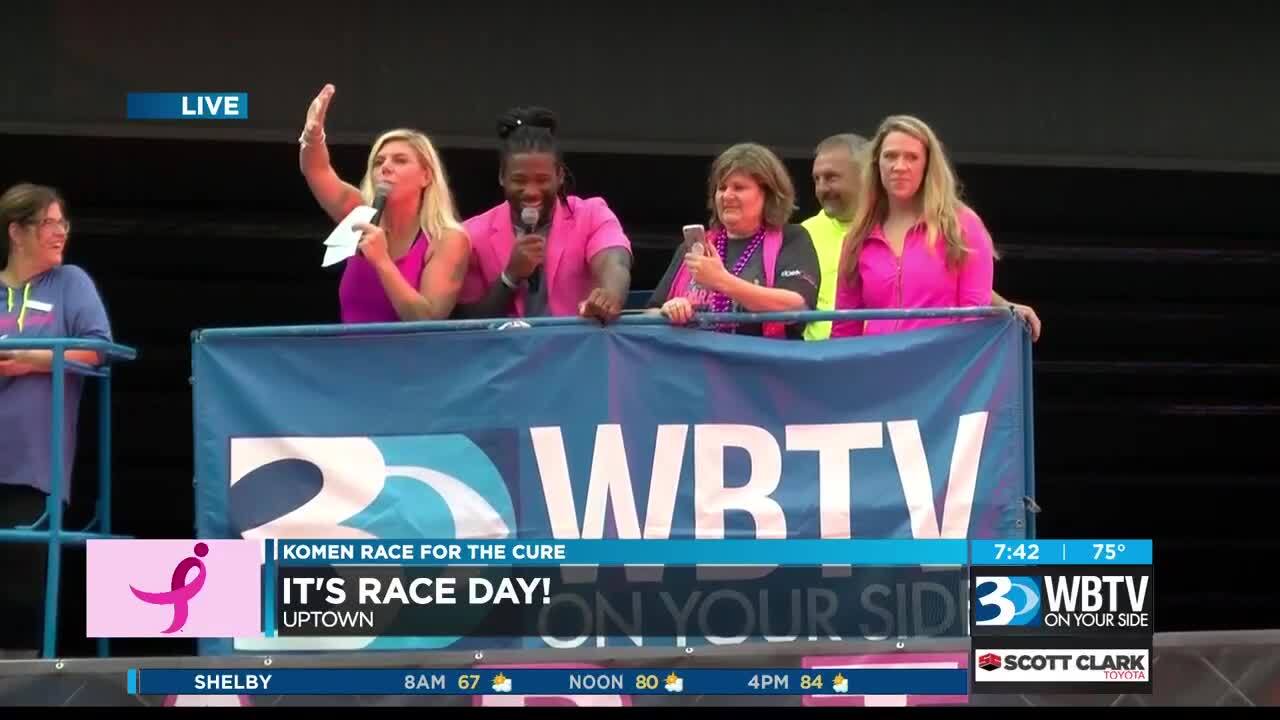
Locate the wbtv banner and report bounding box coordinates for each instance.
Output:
[191,315,1032,655]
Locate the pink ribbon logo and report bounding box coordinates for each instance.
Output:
[129,542,209,633]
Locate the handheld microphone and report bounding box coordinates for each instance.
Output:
[521,206,543,293]
[370,183,392,226]
[521,206,540,232]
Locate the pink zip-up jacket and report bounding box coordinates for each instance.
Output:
[830,206,994,338]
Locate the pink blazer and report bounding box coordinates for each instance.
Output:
[831,206,995,337]
[460,195,632,317]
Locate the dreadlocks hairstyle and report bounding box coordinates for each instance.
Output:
[496,106,577,210]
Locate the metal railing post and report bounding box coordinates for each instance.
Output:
[97,370,112,658]
[42,345,66,659]
[0,336,137,659]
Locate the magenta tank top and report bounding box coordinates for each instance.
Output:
[338,230,430,323]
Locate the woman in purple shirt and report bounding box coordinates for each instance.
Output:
[1,183,112,654]
[299,84,471,323]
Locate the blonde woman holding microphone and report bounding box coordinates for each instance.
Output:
[299,84,471,323]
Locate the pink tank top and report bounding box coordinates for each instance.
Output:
[338,230,429,323]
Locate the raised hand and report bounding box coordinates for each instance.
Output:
[302,84,335,143]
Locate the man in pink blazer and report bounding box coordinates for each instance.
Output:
[454,107,631,321]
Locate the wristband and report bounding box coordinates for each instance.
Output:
[500,271,521,290]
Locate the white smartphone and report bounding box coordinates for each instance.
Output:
[681,224,706,255]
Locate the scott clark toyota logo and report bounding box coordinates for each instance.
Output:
[972,649,1150,683]
[974,576,1041,626]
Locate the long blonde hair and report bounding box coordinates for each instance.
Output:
[360,129,463,242]
[838,115,993,282]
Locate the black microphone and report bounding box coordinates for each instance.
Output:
[521,206,542,293]
[369,183,391,226]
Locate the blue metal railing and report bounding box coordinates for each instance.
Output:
[0,337,138,659]
[194,306,1011,338]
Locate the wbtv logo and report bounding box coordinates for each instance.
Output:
[972,567,1153,634]
[974,576,1041,626]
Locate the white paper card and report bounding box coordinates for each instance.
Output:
[321,205,378,267]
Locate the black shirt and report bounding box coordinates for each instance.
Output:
[647,224,820,339]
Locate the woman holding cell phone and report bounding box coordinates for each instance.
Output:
[647,143,820,339]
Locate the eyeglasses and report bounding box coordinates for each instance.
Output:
[26,217,71,233]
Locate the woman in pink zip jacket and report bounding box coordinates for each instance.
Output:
[830,115,996,339]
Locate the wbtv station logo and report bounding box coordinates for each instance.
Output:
[971,566,1153,635]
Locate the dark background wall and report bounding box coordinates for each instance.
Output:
[1,1,1276,657]
[5,0,1280,172]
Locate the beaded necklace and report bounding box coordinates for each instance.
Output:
[705,225,765,330]
[709,226,764,311]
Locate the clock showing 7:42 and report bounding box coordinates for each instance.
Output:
[992,542,1040,561]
